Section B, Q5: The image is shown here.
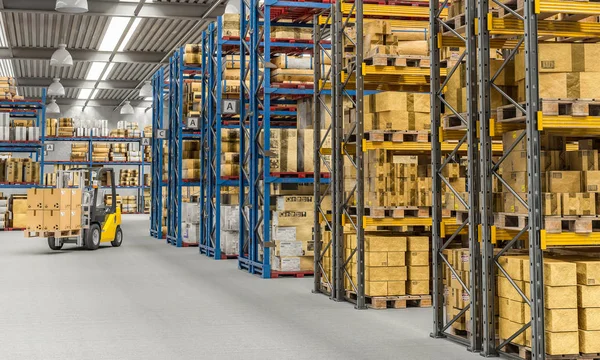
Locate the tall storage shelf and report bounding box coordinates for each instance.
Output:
[198,18,240,260]
[430,0,600,358]
[166,46,204,247]
[0,90,47,189]
[150,67,167,239]
[239,0,331,278]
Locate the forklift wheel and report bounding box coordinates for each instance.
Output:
[48,237,63,250]
[85,224,101,250]
[111,227,123,247]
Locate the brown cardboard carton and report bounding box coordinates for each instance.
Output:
[562,193,596,216]
[71,190,81,208]
[576,260,600,285]
[70,207,81,230]
[579,285,600,308]
[26,210,44,231]
[407,280,429,295]
[499,297,530,324]
[26,188,44,209]
[387,252,406,267]
[407,236,429,252]
[407,251,429,266]
[547,171,582,193]
[579,308,600,331]
[567,150,598,171]
[545,286,577,309]
[388,281,407,296]
[408,266,429,281]
[546,331,579,356]
[579,330,600,354]
[273,210,314,227]
[545,308,578,332]
[542,193,562,216]
[43,209,70,231]
[43,189,71,210]
[365,266,407,281]
[585,171,600,192]
[544,258,577,286]
[364,281,388,297]
[499,318,530,346]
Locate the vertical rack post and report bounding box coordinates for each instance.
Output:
[200,31,210,252]
[150,67,165,238]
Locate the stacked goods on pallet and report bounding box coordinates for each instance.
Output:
[183,44,202,66]
[92,144,110,162]
[271,54,325,89]
[116,120,141,138]
[162,145,168,181]
[109,143,126,162]
[0,76,17,100]
[119,169,139,187]
[497,255,581,355]
[126,142,141,162]
[271,195,320,272]
[0,158,40,183]
[144,144,151,162]
[271,23,312,41]
[70,142,88,162]
[182,140,200,180]
[121,196,137,214]
[143,126,152,138]
[221,186,239,205]
[441,160,471,217]
[47,165,88,187]
[144,174,151,187]
[74,119,109,137]
[0,194,7,229]
[443,248,472,333]
[24,188,81,233]
[143,188,150,214]
[576,259,600,354]
[109,128,127,138]
[182,200,199,244]
[105,195,122,210]
[223,55,242,96]
[0,114,41,141]
[161,192,167,236]
[8,194,27,229]
[46,118,57,137]
[221,129,240,177]
[184,81,202,118]
[223,14,240,37]
[220,205,239,256]
[58,118,74,137]
[262,129,327,174]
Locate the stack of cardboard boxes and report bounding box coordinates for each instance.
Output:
[182,140,201,180]
[221,129,240,177]
[58,118,74,137]
[92,144,111,162]
[0,114,40,141]
[0,76,17,100]
[46,118,58,137]
[119,169,139,187]
[7,194,26,229]
[0,158,40,183]
[25,188,81,233]
[220,205,239,256]
[70,142,89,162]
[0,194,7,229]
[182,200,200,244]
[121,196,137,214]
[183,44,202,66]
[443,248,472,333]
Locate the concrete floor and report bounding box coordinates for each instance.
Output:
[0,215,481,360]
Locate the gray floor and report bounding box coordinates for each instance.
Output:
[0,215,481,360]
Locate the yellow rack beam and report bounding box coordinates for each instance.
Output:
[360,140,503,153]
[539,0,600,16]
[539,113,600,134]
[440,35,521,49]
[542,230,600,249]
[341,2,442,19]
[364,216,432,227]
[489,17,600,38]
[318,15,428,30]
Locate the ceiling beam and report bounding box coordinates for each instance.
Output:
[0,0,227,20]
[0,48,167,64]
[17,78,140,90]
[55,98,151,107]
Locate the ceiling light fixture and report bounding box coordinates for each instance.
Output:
[55,0,89,14]
[50,44,73,67]
[48,78,65,96]
[139,81,152,97]
[46,99,61,114]
[120,100,134,115]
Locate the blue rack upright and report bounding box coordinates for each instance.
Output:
[199,18,241,260]
[166,46,203,247]
[150,67,166,239]
[239,0,331,278]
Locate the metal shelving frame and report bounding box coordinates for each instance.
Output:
[239,0,331,278]
[150,67,166,239]
[199,17,241,260]
[430,0,482,351]
[166,46,203,247]
[0,89,47,189]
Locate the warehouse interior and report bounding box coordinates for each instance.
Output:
[1,0,600,359]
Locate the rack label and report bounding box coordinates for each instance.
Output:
[155,129,167,139]
[45,144,54,152]
[222,99,239,114]
[186,117,199,129]
[141,138,150,146]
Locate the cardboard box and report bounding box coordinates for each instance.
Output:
[499,297,529,324]
[26,209,44,231]
[365,266,407,281]
[547,171,582,193]
[345,234,407,252]
[271,256,313,272]
[562,193,596,216]
[274,240,314,257]
[273,210,313,227]
[579,308,600,331]
[43,189,71,210]
[70,207,81,230]
[407,280,429,295]
[579,285,600,308]
[567,150,598,171]
[43,210,70,231]
[407,251,429,266]
[544,259,577,286]
[545,285,577,309]
[545,308,578,332]
[576,260,600,286]
[408,266,429,280]
[579,330,600,354]
[546,331,579,356]
[407,236,429,252]
[585,171,600,192]
[26,188,44,209]
[542,193,562,216]
[275,195,316,211]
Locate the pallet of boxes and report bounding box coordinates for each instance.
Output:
[24,188,81,237]
[182,198,199,245]
[220,128,241,258]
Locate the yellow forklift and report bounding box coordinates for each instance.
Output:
[48,167,123,250]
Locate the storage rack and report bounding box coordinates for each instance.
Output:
[430,0,482,350]
[199,18,241,260]
[150,67,166,239]
[166,46,203,247]
[315,0,434,309]
[239,0,330,278]
[42,136,149,213]
[0,89,47,190]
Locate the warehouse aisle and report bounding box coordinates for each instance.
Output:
[0,215,479,360]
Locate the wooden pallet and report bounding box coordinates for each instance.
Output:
[271,270,314,278]
[442,112,468,130]
[361,206,431,219]
[495,213,600,233]
[443,14,466,35]
[364,55,430,68]
[501,340,600,360]
[24,229,81,239]
[364,130,430,143]
[541,98,600,117]
[346,291,432,309]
